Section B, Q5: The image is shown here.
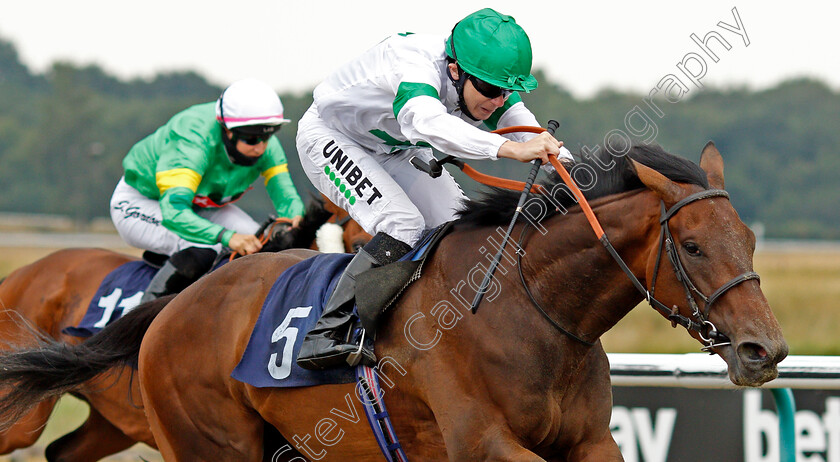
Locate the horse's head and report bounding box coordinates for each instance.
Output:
[256,196,371,254]
[633,142,788,386]
[260,219,296,252]
[344,222,372,253]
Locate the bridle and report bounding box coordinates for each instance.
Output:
[643,189,759,351]
[519,187,760,352]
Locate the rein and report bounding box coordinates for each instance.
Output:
[470,122,559,312]
[436,126,759,351]
[549,156,760,354]
[330,214,352,227]
[547,154,759,351]
[228,217,294,261]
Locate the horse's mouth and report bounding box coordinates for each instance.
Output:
[718,340,787,387]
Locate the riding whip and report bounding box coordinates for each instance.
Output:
[471,120,560,313]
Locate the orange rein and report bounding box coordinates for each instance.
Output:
[230,126,606,259]
[463,125,606,239]
[228,217,294,261]
[546,155,605,240]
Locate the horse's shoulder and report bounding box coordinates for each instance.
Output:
[278,248,322,260]
[219,249,320,279]
[49,247,135,263]
[16,248,133,279]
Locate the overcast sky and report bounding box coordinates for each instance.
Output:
[1,1,837,98]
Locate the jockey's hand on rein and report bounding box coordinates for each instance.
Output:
[229,233,263,255]
[497,132,562,164]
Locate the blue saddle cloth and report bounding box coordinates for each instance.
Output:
[231,224,450,389]
[62,260,158,337]
[63,253,241,338]
[231,253,357,388]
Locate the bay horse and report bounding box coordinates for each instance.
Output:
[0,142,787,461]
[0,198,365,461]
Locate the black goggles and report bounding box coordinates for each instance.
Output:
[231,127,279,145]
[468,75,513,99]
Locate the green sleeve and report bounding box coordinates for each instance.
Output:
[393,82,439,118]
[266,175,305,218]
[159,186,227,245]
[261,143,304,218]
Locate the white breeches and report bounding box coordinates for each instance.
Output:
[296,105,467,247]
[109,177,260,256]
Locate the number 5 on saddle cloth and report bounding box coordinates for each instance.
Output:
[231,223,452,389]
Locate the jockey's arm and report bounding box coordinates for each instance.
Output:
[158,186,227,242]
[396,88,570,163]
[491,99,574,164]
[160,187,264,255]
[261,146,305,228]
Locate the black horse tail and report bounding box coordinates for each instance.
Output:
[0,294,175,430]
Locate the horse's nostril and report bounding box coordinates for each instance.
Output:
[740,342,769,362]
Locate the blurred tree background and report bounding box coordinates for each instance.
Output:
[1,35,838,239]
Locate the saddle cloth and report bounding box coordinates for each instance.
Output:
[64,253,238,338]
[62,260,157,337]
[231,253,357,388]
[232,223,452,389]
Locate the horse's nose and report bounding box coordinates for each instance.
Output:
[737,339,789,366]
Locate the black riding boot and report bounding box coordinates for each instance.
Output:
[297,232,411,370]
[140,247,217,303]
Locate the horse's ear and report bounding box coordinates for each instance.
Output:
[631,159,684,204]
[699,141,725,189]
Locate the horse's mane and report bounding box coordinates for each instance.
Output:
[457,142,710,227]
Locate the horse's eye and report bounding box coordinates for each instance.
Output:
[683,242,702,256]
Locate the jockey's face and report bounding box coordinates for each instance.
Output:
[236,139,268,157]
[224,129,268,157]
[447,63,506,121]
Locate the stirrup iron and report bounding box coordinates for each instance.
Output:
[346,328,367,367]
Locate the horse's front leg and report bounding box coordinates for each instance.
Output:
[442,423,546,462]
[563,433,624,462]
[483,441,546,462]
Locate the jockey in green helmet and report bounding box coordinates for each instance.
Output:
[446,8,539,120]
[295,8,569,370]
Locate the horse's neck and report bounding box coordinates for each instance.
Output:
[383,193,661,385]
[525,190,661,344]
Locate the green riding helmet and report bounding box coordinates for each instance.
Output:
[445,8,538,93]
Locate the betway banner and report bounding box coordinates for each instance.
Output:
[611,387,840,462]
